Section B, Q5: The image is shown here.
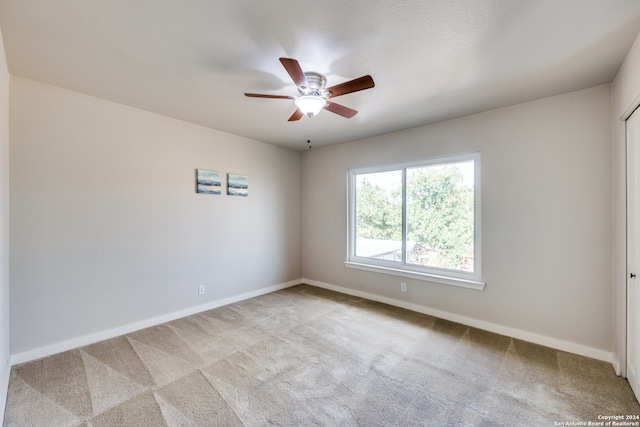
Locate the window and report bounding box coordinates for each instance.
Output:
[346,152,483,290]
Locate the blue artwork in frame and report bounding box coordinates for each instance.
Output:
[227,173,248,197]
[196,169,222,194]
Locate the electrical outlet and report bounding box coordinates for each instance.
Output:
[198,285,205,295]
[401,282,407,292]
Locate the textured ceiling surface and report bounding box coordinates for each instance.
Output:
[1,0,640,150]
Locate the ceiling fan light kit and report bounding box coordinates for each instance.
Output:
[245,57,375,121]
[295,95,326,117]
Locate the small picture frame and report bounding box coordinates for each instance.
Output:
[227,173,248,197]
[196,169,222,195]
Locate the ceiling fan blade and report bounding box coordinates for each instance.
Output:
[325,101,358,118]
[279,58,308,89]
[245,93,295,99]
[288,109,304,121]
[326,75,375,98]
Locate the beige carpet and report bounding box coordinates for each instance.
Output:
[3,284,639,426]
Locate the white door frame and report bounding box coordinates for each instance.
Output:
[625,103,640,401]
[618,97,640,380]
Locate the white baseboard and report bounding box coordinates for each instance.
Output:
[1,353,10,421]
[302,278,615,365]
[11,279,302,365]
[10,278,616,370]
[612,353,622,376]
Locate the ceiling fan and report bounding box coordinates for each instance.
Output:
[245,58,375,121]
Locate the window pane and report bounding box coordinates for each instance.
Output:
[406,160,474,271]
[354,170,403,261]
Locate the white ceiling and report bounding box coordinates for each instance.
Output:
[1,1,640,151]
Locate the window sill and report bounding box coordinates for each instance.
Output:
[343,261,485,291]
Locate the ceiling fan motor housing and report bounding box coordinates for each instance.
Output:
[301,72,326,95]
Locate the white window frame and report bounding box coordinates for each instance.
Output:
[345,152,484,290]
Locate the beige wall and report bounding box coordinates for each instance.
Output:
[611,31,640,375]
[0,22,10,420]
[9,77,302,357]
[302,85,613,361]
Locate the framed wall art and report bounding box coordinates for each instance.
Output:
[227,173,248,197]
[196,169,222,194]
